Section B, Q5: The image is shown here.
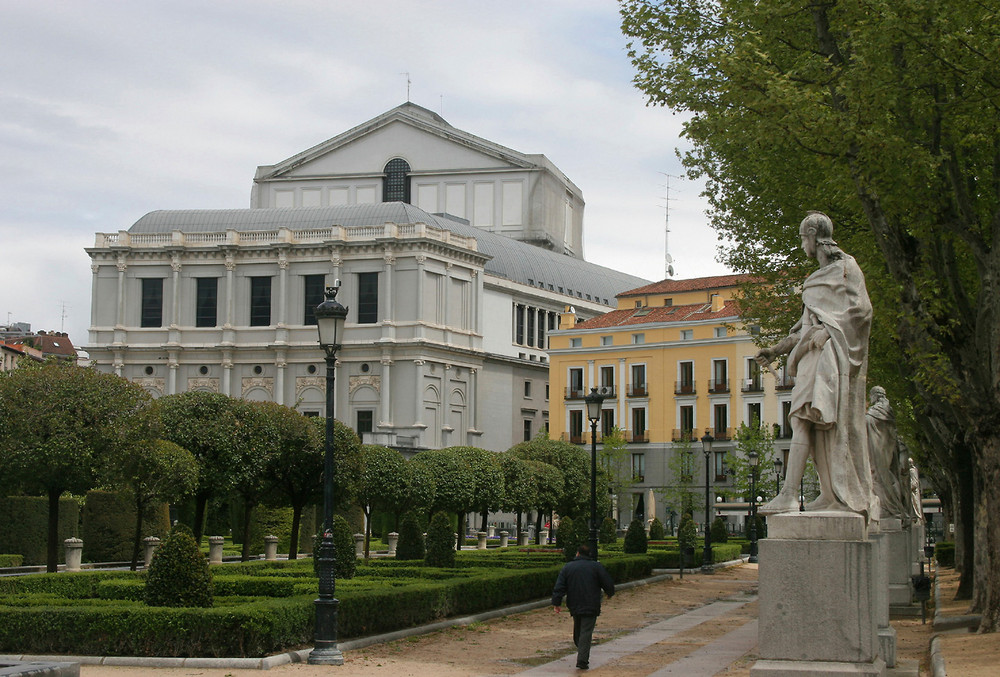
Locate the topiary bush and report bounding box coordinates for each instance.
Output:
[678,514,698,554]
[395,512,424,560]
[557,516,582,562]
[623,518,648,554]
[311,515,357,579]
[425,511,455,568]
[144,529,213,608]
[711,516,729,544]
[599,517,617,544]
[648,517,666,540]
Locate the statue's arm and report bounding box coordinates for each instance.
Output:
[756,327,800,364]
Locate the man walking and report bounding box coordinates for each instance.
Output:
[552,544,615,670]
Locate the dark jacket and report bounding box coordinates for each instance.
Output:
[551,555,615,617]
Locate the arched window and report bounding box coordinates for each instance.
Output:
[383,158,411,203]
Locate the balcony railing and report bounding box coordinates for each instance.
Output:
[775,375,795,390]
[708,378,730,393]
[672,428,696,442]
[630,431,649,443]
[565,387,586,399]
[775,426,792,439]
[569,434,586,444]
[597,384,617,398]
[627,383,648,397]
[712,427,733,441]
[674,381,696,395]
[741,378,763,393]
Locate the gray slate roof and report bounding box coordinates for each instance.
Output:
[130,204,648,306]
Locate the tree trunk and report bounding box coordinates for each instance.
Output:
[192,493,209,546]
[288,503,302,560]
[975,444,1000,632]
[480,508,488,532]
[516,511,522,540]
[456,512,463,551]
[240,500,254,562]
[46,488,62,573]
[534,511,543,545]
[130,494,145,571]
[363,505,372,559]
[955,459,976,599]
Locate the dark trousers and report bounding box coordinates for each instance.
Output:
[572,614,597,667]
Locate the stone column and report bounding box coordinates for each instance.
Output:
[751,513,884,676]
[208,535,225,564]
[264,535,279,561]
[380,355,393,426]
[387,532,399,556]
[500,531,509,548]
[518,532,530,547]
[170,253,182,327]
[540,528,549,544]
[354,533,365,559]
[488,525,496,538]
[477,531,488,550]
[870,528,896,667]
[64,538,83,572]
[415,255,425,320]
[275,352,286,406]
[224,250,235,327]
[143,536,161,568]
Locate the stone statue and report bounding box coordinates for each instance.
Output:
[866,386,908,519]
[908,458,924,523]
[757,212,876,519]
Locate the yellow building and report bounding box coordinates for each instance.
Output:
[547,274,792,529]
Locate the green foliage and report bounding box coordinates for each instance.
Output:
[410,450,475,516]
[556,515,582,562]
[599,517,618,544]
[648,517,666,541]
[498,453,536,515]
[144,530,213,608]
[659,441,698,519]
[0,496,79,566]
[598,426,634,499]
[710,517,729,544]
[509,437,608,519]
[81,490,170,563]
[0,555,23,567]
[446,446,505,525]
[312,515,357,580]
[727,424,779,503]
[424,511,455,568]
[677,514,697,554]
[935,541,955,568]
[358,445,407,557]
[623,519,648,554]
[522,459,564,516]
[395,512,425,561]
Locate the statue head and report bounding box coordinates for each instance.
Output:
[869,385,886,405]
[799,211,841,260]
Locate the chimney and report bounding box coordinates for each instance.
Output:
[559,305,578,329]
[710,293,724,313]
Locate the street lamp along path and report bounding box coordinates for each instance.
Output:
[584,388,608,560]
[309,281,349,666]
[700,431,714,573]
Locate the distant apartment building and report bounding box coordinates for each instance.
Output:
[547,274,792,530]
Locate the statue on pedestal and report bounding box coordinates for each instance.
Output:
[908,458,924,523]
[757,212,876,520]
[865,386,908,520]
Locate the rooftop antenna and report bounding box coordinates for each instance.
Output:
[659,172,682,278]
[400,72,411,102]
[59,301,68,333]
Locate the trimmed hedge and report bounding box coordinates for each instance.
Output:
[82,490,170,563]
[0,496,79,566]
[935,541,955,567]
[0,555,24,568]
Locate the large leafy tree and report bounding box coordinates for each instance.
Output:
[498,453,537,540]
[229,400,284,561]
[446,446,505,532]
[357,444,407,557]
[264,408,322,560]
[410,449,475,549]
[621,0,1000,629]
[599,426,636,523]
[0,363,154,572]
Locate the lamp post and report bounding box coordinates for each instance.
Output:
[308,281,349,666]
[585,388,607,559]
[748,450,759,564]
[700,431,714,573]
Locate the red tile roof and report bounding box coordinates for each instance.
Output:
[617,273,758,298]
[573,298,743,330]
[9,333,77,358]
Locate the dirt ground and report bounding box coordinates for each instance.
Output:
[74,562,998,677]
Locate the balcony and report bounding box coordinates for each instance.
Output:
[741,378,763,393]
[565,386,586,399]
[596,384,617,398]
[568,434,586,444]
[775,425,792,439]
[775,375,795,391]
[708,378,730,394]
[672,428,696,442]
[674,381,696,395]
[712,427,733,441]
[627,383,648,397]
[630,431,649,443]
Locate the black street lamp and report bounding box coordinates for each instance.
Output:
[748,450,760,564]
[585,387,607,559]
[700,431,714,573]
[309,281,349,666]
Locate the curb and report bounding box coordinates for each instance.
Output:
[931,567,980,632]
[2,571,678,670]
[929,635,946,677]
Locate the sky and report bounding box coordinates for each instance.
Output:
[0,0,731,349]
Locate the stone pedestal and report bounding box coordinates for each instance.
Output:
[63,537,83,572]
[539,528,549,544]
[870,529,896,667]
[488,525,496,538]
[264,535,279,560]
[353,533,365,558]
[499,530,509,548]
[208,535,225,564]
[387,532,399,556]
[143,536,161,568]
[751,512,885,677]
[883,520,912,606]
[518,532,529,547]
[477,531,487,550]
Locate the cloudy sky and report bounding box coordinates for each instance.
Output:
[1,0,730,348]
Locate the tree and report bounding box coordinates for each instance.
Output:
[498,452,536,541]
[658,438,698,525]
[144,528,213,608]
[621,0,1000,629]
[0,363,154,572]
[510,437,606,523]
[410,449,475,549]
[357,445,407,558]
[399,457,437,522]
[624,518,648,554]
[228,400,283,561]
[265,408,323,560]
[109,439,198,570]
[598,426,636,524]
[425,511,456,568]
[523,459,564,544]
[446,446,504,533]
[726,423,780,507]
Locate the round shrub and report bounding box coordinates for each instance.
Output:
[557,515,582,562]
[144,529,213,608]
[711,516,729,544]
[425,511,455,567]
[648,517,666,541]
[395,512,425,560]
[623,518,648,554]
[678,513,698,553]
[312,515,356,579]
[599,517,617,544]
